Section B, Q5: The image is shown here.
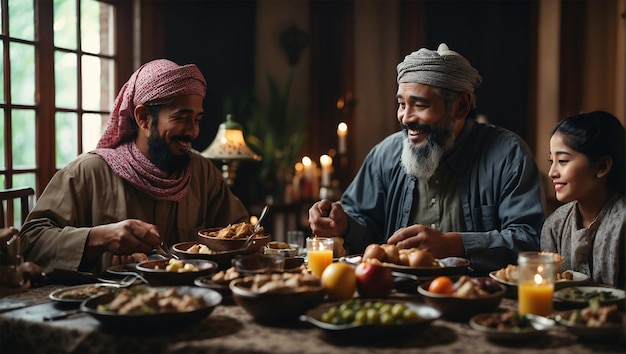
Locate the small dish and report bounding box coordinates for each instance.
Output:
[49,283,120,304]
[135,259,217,286]
[470,311,555,341]
[264,241,299,258]
[80,286,222,329]
[553,286,625,309]
[555,309,625,340]
[301,300,440,338]
[197,227,270,252]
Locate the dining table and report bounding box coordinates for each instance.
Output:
[0,271,624,354]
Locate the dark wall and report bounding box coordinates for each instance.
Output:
[425,0,532,139]
[163,0,258,205]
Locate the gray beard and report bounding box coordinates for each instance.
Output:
[400,117,455,180]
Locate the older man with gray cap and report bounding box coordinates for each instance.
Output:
[20,59,249,273]
[309,44,545,274]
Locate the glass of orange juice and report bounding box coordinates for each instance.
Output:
[306,237,334,278]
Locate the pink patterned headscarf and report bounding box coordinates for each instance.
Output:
[97,59,206,149]
[90,59,206,201]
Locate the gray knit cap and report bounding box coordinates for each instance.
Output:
[397,43,482,93]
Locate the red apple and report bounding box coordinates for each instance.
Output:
[354,261,394,298]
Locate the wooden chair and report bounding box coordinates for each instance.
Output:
[0,187,35,229]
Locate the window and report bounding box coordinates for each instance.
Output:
[0,0,121,228]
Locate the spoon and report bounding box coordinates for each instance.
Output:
[240,205,270,250]
[156,241,179,259]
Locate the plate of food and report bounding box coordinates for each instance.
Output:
[489,264,589,297]
[341,244,470,277]
[553,286,625,308]
[554,301,624,340]
[80,285,222,328]
[301,298,441,338]
[49,283,120,304]
[470,310,555,341]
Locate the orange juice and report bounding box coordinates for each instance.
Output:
[518,283,553,316]
[307,250,333,278]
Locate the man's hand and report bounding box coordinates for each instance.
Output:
[87,219,161,259]
[387,224,464,259]
[308,199,348,237]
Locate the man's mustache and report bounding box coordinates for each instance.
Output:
[402,123,432,134]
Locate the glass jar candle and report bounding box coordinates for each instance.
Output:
[517,252,555,316]
[306,237,334,278]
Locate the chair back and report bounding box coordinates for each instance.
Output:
[0,187,35,229]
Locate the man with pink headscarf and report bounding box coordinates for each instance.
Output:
[19,59,249,273]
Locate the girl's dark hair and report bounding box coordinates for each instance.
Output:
[551,111,625,196]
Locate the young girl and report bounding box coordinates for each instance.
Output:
[541,111,625,287]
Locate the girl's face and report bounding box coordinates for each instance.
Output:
[548,132,599,203]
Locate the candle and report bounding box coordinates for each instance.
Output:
[337,122,348,154]
[306,237,334,278]
[517,252,555,316]
[320,154,332,187]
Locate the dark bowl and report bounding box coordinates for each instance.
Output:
[173,242,250,270]
[197,227,270,252]
[135,259,217,286]
[229,277,326,324]
[418,277,506,321]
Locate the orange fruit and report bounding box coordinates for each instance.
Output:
[428,276,455,294]
[321,262,357,301]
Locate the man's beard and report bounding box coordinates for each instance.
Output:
[148,125,191,175]
[400,114,455,180]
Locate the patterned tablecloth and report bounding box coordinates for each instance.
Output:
[0,283,624,354]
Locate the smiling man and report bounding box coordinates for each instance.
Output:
[309,44,545,274]
[19,59,249,273]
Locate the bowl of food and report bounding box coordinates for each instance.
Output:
[173,241,246,270]
[418,276,506,321]
[264,241,299,258]
[135,258,217,286]
[197,223,270,252]
[229,272,326,324]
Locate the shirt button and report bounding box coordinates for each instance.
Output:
[430,224,437,229]
[430,198,436,204]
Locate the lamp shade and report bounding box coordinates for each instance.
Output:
[202,114,261,161]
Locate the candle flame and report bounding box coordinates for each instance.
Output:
[302,156,312,167]
[533,273,544,285]
[320,154,332,166]
[337,122,348,134]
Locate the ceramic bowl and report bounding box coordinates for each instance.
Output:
[229,277,326,324]
[173,241,248,270]
[263,241,299,258]
[197,227,270,252]
[135,259,217,286]
[418,277,506,321]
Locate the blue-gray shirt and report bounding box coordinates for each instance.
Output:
[340,119,545,274]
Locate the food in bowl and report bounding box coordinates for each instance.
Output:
[472,310,533,331]
[317,298,421,326]
[151,259,200,273]
[202,222,264,239]
[418,276,506,321]
[95,286,207,315]
[211,267,242,285]
[264,241,298,257]
[562,301,623,327]
[185,243,214,255]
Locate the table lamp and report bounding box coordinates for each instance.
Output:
[202,114,261,186]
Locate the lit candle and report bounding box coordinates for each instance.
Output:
[337,122,348,154]
[302,156,313,181]
[517,252,555,316]
[320,154,332,187]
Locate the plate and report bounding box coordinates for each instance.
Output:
[80,286,222,328]
[489,270,590,298]
[553,286,625,308]
[49,283,120,304]
[555,309,625,340]
[301,300,440,338]
[341,255,470,277]
[469,312,555,341]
